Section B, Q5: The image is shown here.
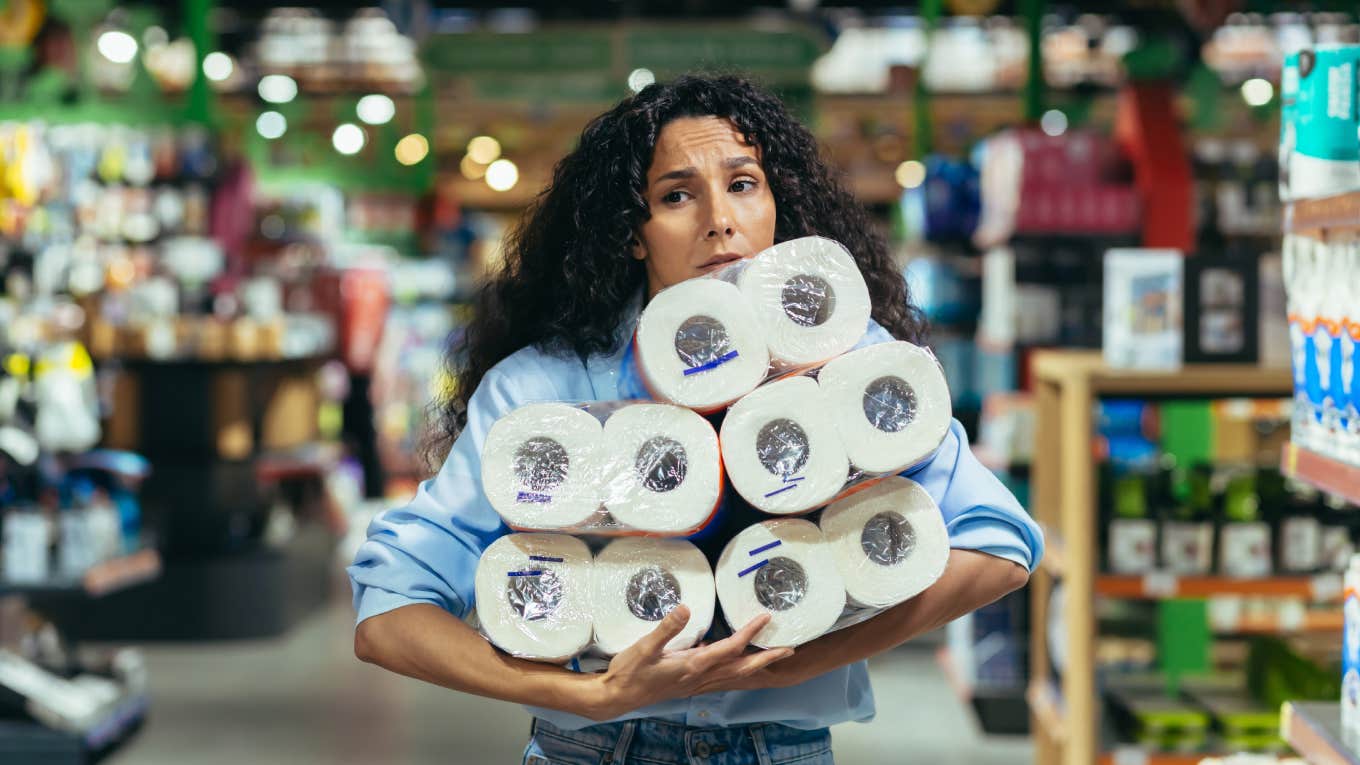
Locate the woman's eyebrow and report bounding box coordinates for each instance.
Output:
[653,156,761,184]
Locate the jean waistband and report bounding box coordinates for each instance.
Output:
[531,716,832,765]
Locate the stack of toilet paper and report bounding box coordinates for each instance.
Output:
[474,533,716,661]
[472,235,957,660]
[633,236,872,412]
[481,401,723,535]
[714,477,950,648]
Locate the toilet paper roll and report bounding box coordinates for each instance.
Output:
[817,341,953,474]
[737,237,872,368]
[819,476,950,609]
[474,533,594,662]
[481,403,604,530]
[720,376,849,514]
[600,404,723,535]
[715,519,846,648]
[591,538,715,656]
[634,278,770,412]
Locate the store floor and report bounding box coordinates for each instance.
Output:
[109,590,1031,765]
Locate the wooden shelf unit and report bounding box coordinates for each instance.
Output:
[1028,351,1293,765]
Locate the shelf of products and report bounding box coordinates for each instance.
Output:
[1282,702,1360,765]
[1095,575,1342,601]
[1028,350,1295,765]
[1283,444,1360,510]
[1096,752,1221,765]
[1285,191,1360,239]
[0,549,161,599]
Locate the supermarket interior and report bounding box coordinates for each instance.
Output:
[2,1,1360,764]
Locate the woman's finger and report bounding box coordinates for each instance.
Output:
[635,605,691,656]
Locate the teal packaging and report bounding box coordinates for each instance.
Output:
[1286,45,1360,200]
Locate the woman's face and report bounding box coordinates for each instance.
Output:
[635,116,777,299]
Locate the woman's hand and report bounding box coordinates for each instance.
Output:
[585,605,794,721]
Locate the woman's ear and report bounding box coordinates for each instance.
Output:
[631,237,647,261]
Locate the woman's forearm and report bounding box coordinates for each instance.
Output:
[355,603,605,717]
[765,549,1029,687]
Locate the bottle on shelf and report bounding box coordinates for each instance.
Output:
[1161,462,1215,575]
[1218,469,1273,578]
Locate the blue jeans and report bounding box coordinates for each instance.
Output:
[523,717,834,765]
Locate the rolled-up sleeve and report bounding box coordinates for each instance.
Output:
[904,420,1045,572]
[348,368,523,623]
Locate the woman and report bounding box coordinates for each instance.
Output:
[350,74,1043,765]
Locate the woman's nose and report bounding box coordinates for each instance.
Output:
[705,197,736,239]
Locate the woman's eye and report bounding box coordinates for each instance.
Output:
[663,190,689,204]
[730,179,756,193]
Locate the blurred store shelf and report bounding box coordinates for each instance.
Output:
[1282,444,1360,509]
[0,549,161,600]
[1286,191,1360,239]
[1095,574,1343,601]
[0,693,148,765]
[1282,701,1360,765]
[1096,751,1214,765]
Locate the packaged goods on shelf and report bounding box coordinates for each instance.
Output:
[1283,235,1359,466]
[1279,45,1360,201]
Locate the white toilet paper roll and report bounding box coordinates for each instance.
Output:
[737,237,872,369]
[715,519,846,648]
[720,376,849,514]
[591,538,715,656]
[474,533,594,662]
[817,341,953,474]
[481,403,604,530]
[599,404,723,534]
[634,278,770,412]
[819,476,950,608]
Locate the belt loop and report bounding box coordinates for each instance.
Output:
[749,724,775,765]
[609,719,637,764]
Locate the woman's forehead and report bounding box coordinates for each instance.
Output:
[649,116,759,177]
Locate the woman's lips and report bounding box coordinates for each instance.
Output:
[700,253,743,270]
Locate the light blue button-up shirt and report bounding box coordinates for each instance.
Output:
[349,305,1044,732]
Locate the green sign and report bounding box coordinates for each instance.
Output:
[423,30,613,75]
[626,28,822,83]
[423,23,826,102]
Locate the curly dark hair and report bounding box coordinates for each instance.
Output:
[426,73,927,467]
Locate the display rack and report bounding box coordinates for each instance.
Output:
[1282,702,1360,765]
[1027,350,1293,765]
[0,549,161,599]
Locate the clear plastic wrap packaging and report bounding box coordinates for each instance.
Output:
[816,341,953,475]
[473,533,712,662]
[714,477,951,648]
[480,401,723,535]
[719,376,850,515]
[633,236,871,412]
[714,518,846,649]
[717,341,952,515]
[818,476,949,609]
[590,537,714,656]
[473,533,595,663]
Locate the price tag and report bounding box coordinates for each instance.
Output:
[1111,746,1148,765]
[1142,571,1178,598]
[1311,573,1344,602]
[1278,600,1306,632]
[1208,597,1243,632]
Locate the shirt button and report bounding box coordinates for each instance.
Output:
[695,741,712,758]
